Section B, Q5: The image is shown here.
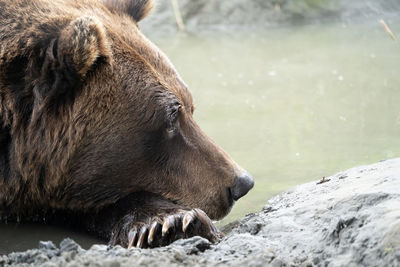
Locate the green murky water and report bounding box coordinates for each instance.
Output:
[151,21,400,225]
[2,21,400,253]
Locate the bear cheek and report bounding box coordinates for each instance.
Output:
[167,118,236,219]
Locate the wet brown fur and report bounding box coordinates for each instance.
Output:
[0,0,244,245]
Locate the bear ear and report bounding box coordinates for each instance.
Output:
[102,0,154,22]
[57,16,112,77]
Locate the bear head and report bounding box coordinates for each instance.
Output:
[0,0,254,220]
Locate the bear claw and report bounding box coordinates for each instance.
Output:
[127,228,138,249]
[162,215,178,237]
[148,221,160,244]
[136,226,148,248]
[124,208,220,248]
[182,211,195,232]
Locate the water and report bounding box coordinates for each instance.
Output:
[2,21,400,253]
[151,21,400,225]
[0,224,103,254]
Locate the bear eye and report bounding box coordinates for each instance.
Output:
[165,103,181,138]
[166,124,177,138]
[166,126,176,133]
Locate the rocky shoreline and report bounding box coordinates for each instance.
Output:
[140,0,400,34]
[2,158,400,266]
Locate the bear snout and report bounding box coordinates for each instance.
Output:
[229,170,254,201]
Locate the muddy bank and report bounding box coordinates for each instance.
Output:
[141,0,400,34]
[2,158,400,266]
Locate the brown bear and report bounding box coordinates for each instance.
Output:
[0,0,254,248]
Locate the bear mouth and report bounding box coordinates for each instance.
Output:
[226,187,235,208]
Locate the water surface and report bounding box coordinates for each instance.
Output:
[152,21,400,225]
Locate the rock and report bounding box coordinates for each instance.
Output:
[59,239,81,253]
[168,236,211,255]
[39,241,57,251]
[2,158,400,266]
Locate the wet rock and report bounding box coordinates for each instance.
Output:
[39,241,57,251]
[59,239,81,253]
[169,236,211,255]
[2,158,400,266]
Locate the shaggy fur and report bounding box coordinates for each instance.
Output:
[0,0,249,247]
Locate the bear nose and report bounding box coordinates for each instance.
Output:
[230,171,254,201]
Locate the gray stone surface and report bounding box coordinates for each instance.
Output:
[2,158,400,266]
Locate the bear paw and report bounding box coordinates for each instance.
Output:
[111,208,222,248]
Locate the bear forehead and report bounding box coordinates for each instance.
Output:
[107,17,194,111]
